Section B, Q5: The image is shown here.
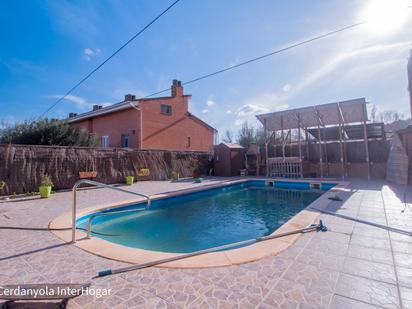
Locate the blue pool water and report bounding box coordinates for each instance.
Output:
[78,181,331,253]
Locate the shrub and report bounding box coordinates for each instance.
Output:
[0,118,97,147]
[0,180,6,190]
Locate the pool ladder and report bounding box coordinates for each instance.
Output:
[72,179,151,243]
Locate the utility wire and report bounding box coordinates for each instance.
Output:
[40,0,181,117]
[144,5,412,98]
[42,4,412,115]
[144,20,369,98]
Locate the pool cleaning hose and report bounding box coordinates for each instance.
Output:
[309,206,412,236]
[95,220,327,278]
[0,226,119,236]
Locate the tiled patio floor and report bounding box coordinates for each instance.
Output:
[1,178,411,308]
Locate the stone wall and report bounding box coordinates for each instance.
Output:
[0,144,212,195]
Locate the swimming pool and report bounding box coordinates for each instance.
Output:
[77,180,334,253]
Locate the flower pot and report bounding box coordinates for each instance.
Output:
[39,186,52,198]
[171,172,179,181]
[125,176,134,185]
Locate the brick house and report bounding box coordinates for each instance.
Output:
[67,80,216,151]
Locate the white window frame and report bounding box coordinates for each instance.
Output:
[101,135,109,148]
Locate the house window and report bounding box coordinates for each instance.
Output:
[187,137,191,148]
[160,104,172,115]
[121,134,130,148]
[101,135,109,148]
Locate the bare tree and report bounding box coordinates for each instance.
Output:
[379,110,405,123]
[236,121,255,148]
[222,130,233,143]
[371,104,377,122]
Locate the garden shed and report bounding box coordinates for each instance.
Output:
[214,142,246,176]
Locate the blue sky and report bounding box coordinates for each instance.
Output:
[1,0,411,138]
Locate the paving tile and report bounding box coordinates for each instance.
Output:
[394,252,412,269]
[335,273,400,309]
[400,286,412,309]
[328,223,354,235]
[311,231,351,244]
[346,244,394,265]
[330,294,384,308]
[350,234,392,251]
[142,270,211,307]
[295,248,345,271]
[352,224,390,240]
[292,231,315,247]
[262,277,333,309]
[275,243,303,260]
[282,261,339,292]
[305,238,349,256]
[397,266,412,289]
[342,257,396,284]
[1,179,411,308]
[391,240,412,254]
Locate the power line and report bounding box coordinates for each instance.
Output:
[144,5,412,98]
[144,20,368,98]
[40,0,181,117]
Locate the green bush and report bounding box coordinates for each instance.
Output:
[0,118,97,147]
[0,180,6,190]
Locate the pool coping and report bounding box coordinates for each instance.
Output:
[49,178,350,268]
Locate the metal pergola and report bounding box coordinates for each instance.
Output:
[256,98,371,179]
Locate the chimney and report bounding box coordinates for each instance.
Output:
[69,112,78,118]
[408,50,412,119]
[92,105,100,111]
[171,79,183,97]
[124,94,136,101]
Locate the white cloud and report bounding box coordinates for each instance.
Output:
[282,84,292,92]
[83,47,101,61]
[237,104,270,117]
[200,99,216,114]
[206,100,215,107]
[224,38,409,131]
[47,95,109,111]
[235,119,244,126]
[275,40,411,106]
[226,110,232,114]
[233,93,289,128]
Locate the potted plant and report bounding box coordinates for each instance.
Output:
[138,168,150,181]
[0,180,6,191]
[171,171,179,181]
[39,175,53,198]
[0,180,6,195]
[125,175,134,185]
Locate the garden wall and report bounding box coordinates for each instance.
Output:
[0,144,212,195]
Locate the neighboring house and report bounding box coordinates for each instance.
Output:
[67,80,217,151]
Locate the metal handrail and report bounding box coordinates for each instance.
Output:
[86,208,146,238]
[72,179,151,243]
